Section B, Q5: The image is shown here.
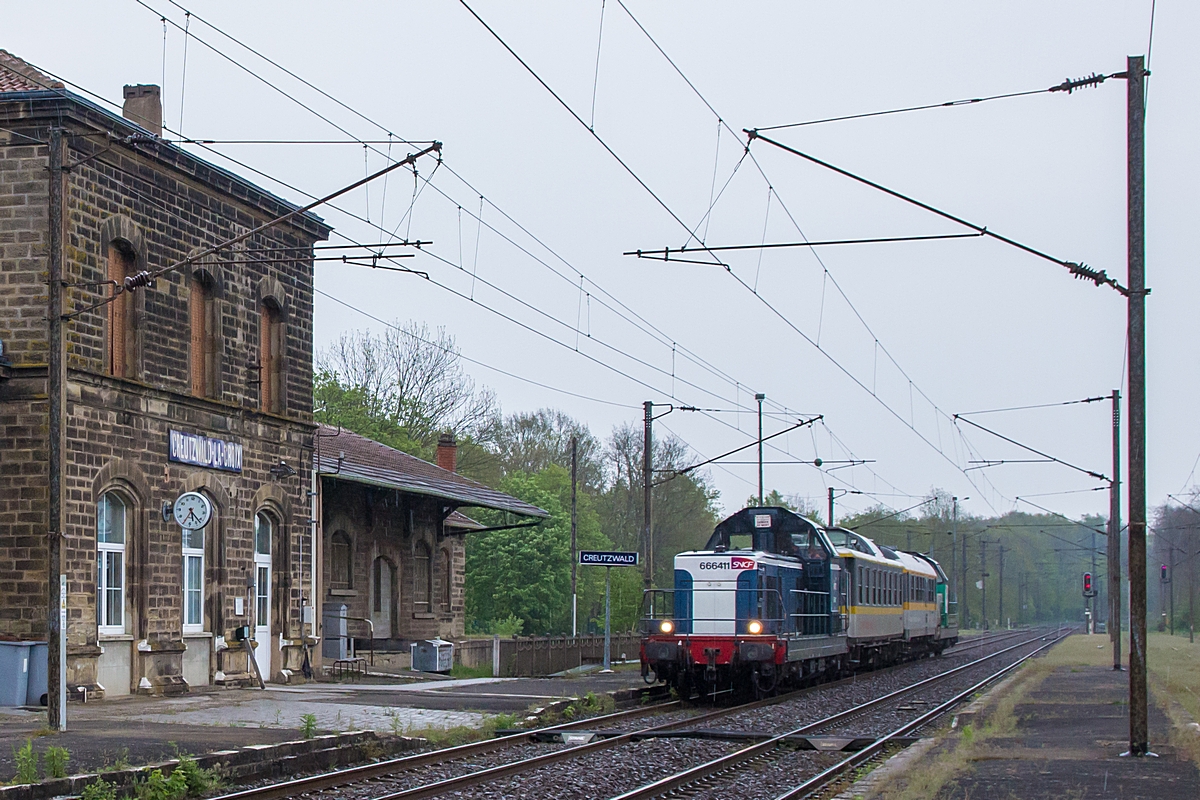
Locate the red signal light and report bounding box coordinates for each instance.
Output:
[1162,564,1169,582]
[1083,572,1093,595]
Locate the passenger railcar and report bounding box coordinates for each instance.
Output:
[641,507,958,698]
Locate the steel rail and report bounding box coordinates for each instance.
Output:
[211,630,1021,800]
[208,699,680,800]
[362,638,1006,800]
[607,628,1060,800]
[364,698,789,800]
[772,627,1075,800]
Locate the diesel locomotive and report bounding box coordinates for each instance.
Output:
[640,506,957,698]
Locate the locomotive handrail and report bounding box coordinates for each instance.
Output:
[641,585,842,635]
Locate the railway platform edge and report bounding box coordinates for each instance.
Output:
[853,633,1200,800]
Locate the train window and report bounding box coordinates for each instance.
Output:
[790,531,829,560]
[729,533,753,550]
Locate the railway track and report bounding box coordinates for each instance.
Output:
[608,626,1073,800]
[209,627,1059,800]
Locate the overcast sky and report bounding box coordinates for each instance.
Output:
[11,1,1193,523]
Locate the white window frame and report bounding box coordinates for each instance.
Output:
[97,493,127,636]
[182,524,206,634]
[254,512,272,631]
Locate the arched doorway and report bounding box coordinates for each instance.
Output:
[253,511,273,680]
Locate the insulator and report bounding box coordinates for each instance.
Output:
[1050,73,1108,94]
[123,270,155,292]
[1067,262,1108,287]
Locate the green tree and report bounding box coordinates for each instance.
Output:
[596,423,720,590]
[465,466,642,635]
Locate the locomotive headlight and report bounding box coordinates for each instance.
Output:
[659,620,674,634]
[747,620,764,635]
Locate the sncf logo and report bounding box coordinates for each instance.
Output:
[731,557,755,570]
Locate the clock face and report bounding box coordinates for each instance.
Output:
[174,492,212,531]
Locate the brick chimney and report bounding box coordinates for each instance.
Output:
[122,84,162,136]
[436,433,457,473]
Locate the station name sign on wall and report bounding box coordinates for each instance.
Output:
[579,550,639,566]
[168,429,243,473]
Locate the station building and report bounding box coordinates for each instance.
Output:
[316,427,546,652]
[0,51,544,699]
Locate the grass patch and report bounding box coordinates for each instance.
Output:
[1147,632,1200,766]
[449,663,493,679]
[404,712,525,749]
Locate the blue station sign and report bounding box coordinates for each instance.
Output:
[169,429,243,473]
[579,550,639,566]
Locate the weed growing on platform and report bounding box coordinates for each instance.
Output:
[132,766,187,800]
[482,713,521,735]
[11,739,38,784]
[105,748,131,772]
[80,778,117,800]
[44,745,69,779]
[170,747,221,796]
[300,713,318,739]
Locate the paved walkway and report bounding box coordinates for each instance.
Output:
[935,653,1199,798]
[0,669,648,779]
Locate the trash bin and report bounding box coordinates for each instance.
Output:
[26,643,48,707]
[0,641,32,707]
[410,639,454,673]
[322,604,347,661]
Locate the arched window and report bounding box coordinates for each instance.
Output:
[259,298,284,414]
[189,270,219,398]
[107,241,137,377]
[97,492,127,634]
[330,531,352,590]
[254,513,272,630]
[413,542,431,613]
[441,549,453,610]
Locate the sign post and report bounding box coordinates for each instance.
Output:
[579,551,639,673]
[57,574,67,731]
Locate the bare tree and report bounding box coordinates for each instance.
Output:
[318,320,499,446]
[494,408,604,489]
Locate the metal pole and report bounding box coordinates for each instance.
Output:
[570,436,578,637]
[47,127,67,731]
[756,393,765,505]
[602,566,612,671]
[1110,388,1122,669]
[998,544,1005,629]
[1091,529,1098,632]
[952,497,958,619]
[1169,552,1175,635]
[980,540,989,631]
[962,533,969,629]
[1125,53,1149,757]
[828,487,835,528]
[643,401,653,591]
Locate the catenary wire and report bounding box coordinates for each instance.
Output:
[59,8,910,506]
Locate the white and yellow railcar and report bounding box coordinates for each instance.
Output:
[895,550,939,640]
[828,528,905,642]
[827,528,942,647]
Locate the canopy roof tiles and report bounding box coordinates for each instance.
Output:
[316,424,548,520]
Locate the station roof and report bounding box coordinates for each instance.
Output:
[316,424,548,520]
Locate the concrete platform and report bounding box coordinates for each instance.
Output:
[935,656,1199,798]
[0,667,649,780]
